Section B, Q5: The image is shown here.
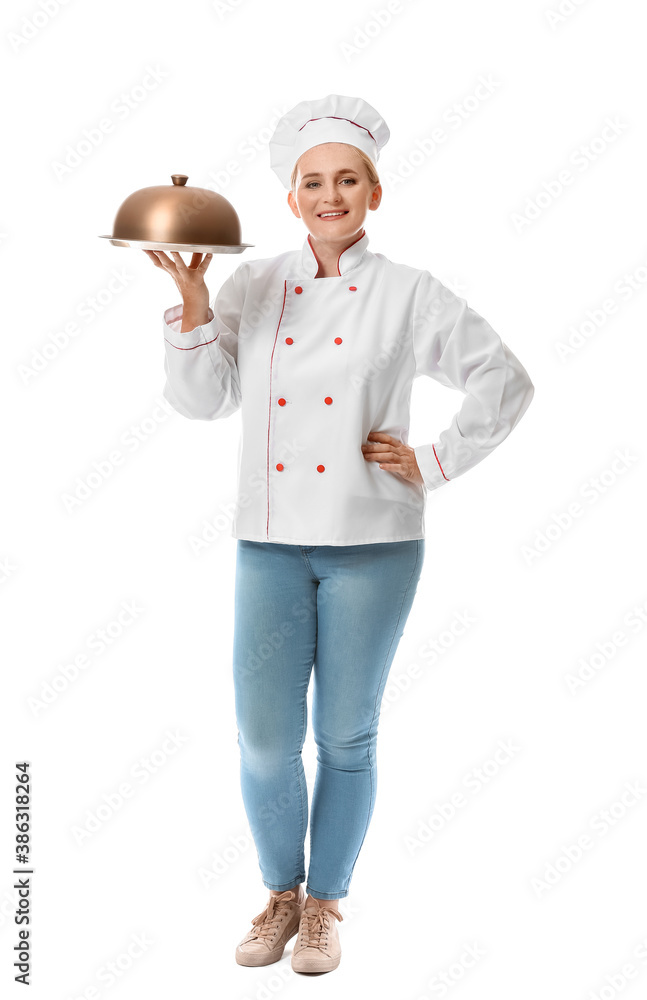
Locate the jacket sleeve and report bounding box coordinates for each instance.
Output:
[161,266,244,420]
[411,269,535,491]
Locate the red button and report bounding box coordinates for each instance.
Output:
[278,397,286,406]
[285,337,293,345]
[349,286,357,291]
[295,286,303,294]
[317,465,325,473]
[324,396,333,405]
[334,337,342,344]
[276,463,284,471]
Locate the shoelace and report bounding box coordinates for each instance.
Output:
[298,903,343,951]
[248,890,297,942]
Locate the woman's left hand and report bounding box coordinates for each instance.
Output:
[361,431,425,487]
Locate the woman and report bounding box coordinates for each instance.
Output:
[144,94,534,976]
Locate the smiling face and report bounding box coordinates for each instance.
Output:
[287,142,382,246]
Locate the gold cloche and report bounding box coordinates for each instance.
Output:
[99,173,253,254]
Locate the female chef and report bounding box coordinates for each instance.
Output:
[144,94,534,975]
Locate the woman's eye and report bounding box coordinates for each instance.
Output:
[305,179,356,189]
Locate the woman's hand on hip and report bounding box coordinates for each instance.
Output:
[361,431,425,487]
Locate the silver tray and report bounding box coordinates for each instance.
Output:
[99,236,254,254]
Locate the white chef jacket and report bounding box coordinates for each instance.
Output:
[161,230,534,545]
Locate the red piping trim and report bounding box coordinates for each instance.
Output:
[164,334,220,350]
[266,282,288,539]
[297,116,377,144]
[306,229,365,276]
[433,445,450,481]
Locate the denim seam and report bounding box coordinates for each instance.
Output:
[293,676,309,882]
[299,547,319,581]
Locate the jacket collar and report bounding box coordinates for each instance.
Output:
[299,229,369,278]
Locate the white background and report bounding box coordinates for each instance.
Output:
[3,0,647,996]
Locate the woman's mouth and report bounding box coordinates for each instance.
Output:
[317,211,349,220]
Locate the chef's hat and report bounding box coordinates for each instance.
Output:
[269,94,390,189]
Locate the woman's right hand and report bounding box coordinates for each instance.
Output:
[142,249,213,301]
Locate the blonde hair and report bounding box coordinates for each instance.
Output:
[290,145,380,193]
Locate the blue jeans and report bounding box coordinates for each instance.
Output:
[232,538,425,900]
